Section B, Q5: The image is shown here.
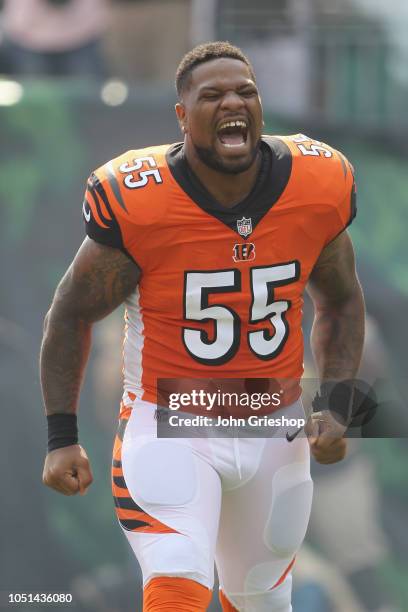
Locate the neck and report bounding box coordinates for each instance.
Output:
[183,141,262,208]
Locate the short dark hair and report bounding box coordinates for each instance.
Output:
[175,41,256,97]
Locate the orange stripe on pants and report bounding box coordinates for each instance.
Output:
[271,556,296,589]
[219,557,296,610]
[143,576,212,611]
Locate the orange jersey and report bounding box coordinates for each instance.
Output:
[83,134,356,408]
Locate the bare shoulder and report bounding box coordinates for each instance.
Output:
[51,238,141,322]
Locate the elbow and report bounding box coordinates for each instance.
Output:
[43,300,64,334]
[320,294,365,318]
[315,279,365,315]
[42,303,92,347]
[42,301,79,338]
[43,309,51,335]
[348,279,365,314]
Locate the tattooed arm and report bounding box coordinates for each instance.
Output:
[41,237,140,495]
[308,231,365,380]
[305,231,365,463]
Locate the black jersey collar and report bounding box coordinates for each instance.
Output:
[165,136,292,238]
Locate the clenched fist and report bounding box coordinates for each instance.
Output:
[306,410,347,465]
[42,445,93,496]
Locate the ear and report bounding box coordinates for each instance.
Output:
[175,102,187,134]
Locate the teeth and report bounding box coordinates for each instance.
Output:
[218,120,247,131]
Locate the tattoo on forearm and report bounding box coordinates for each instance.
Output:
[40,240,140,415]
[40,316,91,414]
[311,307,364,379]
[308,232,365,380]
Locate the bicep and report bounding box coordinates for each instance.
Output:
[51,238,141,322]
[307,231,360,307]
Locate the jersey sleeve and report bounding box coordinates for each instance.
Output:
[325,152,357,245]
[280,134,357,246]
[82,171,125,250]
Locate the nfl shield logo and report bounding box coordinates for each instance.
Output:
[237,216,252,238]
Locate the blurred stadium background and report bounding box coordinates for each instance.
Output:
[0,1,407,611]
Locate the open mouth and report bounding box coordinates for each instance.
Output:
[217,119,248,148]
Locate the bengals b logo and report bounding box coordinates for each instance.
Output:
[233,242,256,262]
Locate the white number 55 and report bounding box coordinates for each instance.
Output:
[183,263,300,365]
[119,156,163,189]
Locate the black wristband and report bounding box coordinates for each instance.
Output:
[47,414,78,452]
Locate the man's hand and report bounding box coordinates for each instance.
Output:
[42,445,93,496]
[306,410,347,464]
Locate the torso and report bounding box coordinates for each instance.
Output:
[83,134,356,411]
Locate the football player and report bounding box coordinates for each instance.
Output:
[41,42,365,611]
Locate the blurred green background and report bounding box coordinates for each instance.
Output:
[1,1,407,611]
